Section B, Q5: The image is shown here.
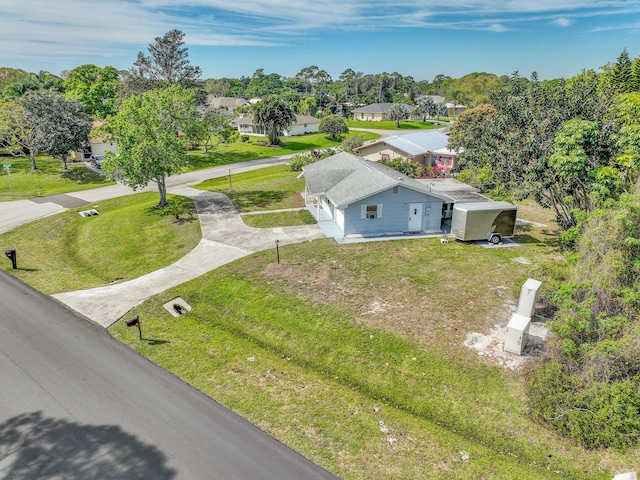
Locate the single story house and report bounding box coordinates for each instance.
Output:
[237,114,320,137]
[444,102,467,116]
[353,131,458,170]
[301,152,453,237]
[352,103,416,122]
[416,95,445,105]
[72,120,118,161]
[206,96,247,112]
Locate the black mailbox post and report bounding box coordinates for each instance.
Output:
[5,249,16,269]
[125,316,142,339]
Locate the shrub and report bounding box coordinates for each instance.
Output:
[341,134,364,153]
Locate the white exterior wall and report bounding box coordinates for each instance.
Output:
[285,123,320,136]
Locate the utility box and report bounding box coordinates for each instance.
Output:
[450,201,517,244]
[517,279,542,318]
[504,313,530,355]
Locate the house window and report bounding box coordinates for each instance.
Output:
[361,204,383,219]
[393,186,398,194]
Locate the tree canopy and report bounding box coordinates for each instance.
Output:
[318,114,348,141]
[101,86,201,206]
[121,29,202,96]
[64,64,119,119]
[252,95,296,145]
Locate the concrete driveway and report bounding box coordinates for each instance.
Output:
[52,186,324,327]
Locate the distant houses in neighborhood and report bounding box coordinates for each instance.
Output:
[354,131,460,172]
[352,103,416,121]
[73,120,118,162]
[237,114,321,137]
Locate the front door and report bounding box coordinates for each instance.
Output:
[408,203,423,231]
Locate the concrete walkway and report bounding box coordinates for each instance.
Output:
[52,186,324,328]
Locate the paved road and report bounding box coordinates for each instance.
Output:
[0,155,291,235]
[0,271,338,479]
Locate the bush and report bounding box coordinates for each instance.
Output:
[341,134,364,152]
[241,135,249,142]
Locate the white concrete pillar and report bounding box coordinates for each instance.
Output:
[517,278,542,318]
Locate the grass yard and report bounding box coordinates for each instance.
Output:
[0,192,201,294]
[109,218,639,479]
[186,131,379,171]
[241,209,316,228]
[196,164,307,212]
[0,132,378,203]
[0,155,112,200]
[346,119,446,130]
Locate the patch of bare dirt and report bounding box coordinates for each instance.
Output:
[463,298,551,370]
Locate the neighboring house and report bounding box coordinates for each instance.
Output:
[206,96,247,112]
[353,131,458,170]
[352,103,416,121]
[73,120,118,161]
[301,152,453,237]
[416,94,445,105]
[444,102,467,116]
[236,114,320,137]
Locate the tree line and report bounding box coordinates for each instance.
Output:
[448,49,640,451]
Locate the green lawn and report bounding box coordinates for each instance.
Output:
[186,131,379,171]
[241,210,316,228]
[109,224,637,479]
[196,164,307,212]
[0,192,201,294]
[346,119,447,130]
[0,155,112,200]
[0,131,378,202]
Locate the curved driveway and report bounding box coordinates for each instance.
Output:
[1,155,325,328]
[53,186,324,327]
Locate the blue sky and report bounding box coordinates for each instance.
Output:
[1,0,639,82]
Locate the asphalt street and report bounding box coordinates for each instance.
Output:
[0,271,338,479]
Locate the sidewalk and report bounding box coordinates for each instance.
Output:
[52,187,325,328]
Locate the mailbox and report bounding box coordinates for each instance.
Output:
[4,249,16,269]
[125,316,140,327]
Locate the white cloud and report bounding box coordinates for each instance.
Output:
[551,17,574,26]
[488,23,509,32]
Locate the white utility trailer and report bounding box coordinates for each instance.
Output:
[450,201,517,244]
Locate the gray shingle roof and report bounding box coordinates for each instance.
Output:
[302,152,451,207]
[352,103,415,114]
[356,131,450,157]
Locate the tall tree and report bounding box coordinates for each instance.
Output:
[101,86,201,206]
[0,91,90,170]
[0,98,41,170]
[451,72,613,229]
[64,64,119,119]
[611,48,634,94]
[415,96,436,122]
[121,29,202,96]
[21,92,92,170]
[388,103,408,127]
[252,95,296,145]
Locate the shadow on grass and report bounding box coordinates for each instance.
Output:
[60,167,107,185]
[146,198,197,222]
[513,234,542,244]
[144,338,170,345]
[0,411,176,479]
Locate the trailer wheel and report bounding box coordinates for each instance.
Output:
[489,234,501,245]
